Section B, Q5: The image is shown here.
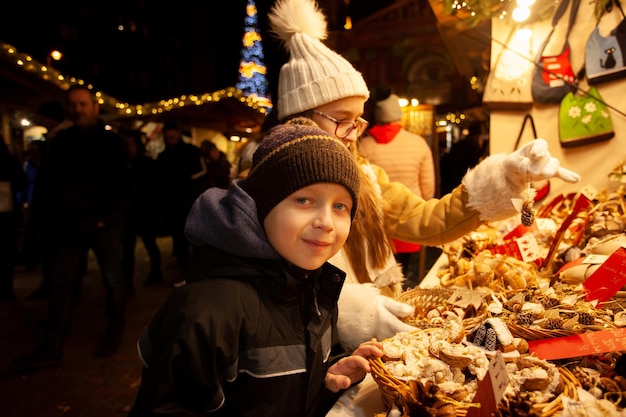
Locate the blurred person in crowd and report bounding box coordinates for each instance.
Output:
[13,84,131,370]
[155,122,207,286]
[440,124,489,195]
[120,130,164,291]
[24,132,88,301]
[232,138,260,180]
[0,136,27,302]
[17,139,47,271]
[269,0,580,351]
[129,119,383,417]
[232,111,279,180]
[359,89,436,286]
[199,139,232,189]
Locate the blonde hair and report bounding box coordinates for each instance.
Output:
[345,151,395,283]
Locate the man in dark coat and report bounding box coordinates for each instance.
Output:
[13,85,131,369]
[155,122,207,284]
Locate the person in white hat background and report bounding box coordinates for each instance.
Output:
[268,0,581,352]
[359,88,436,287]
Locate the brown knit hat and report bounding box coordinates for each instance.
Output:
[241,117,360,222]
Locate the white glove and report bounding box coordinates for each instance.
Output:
[503,139,580,194]
[463,139,580,221]
[337,283,417,352]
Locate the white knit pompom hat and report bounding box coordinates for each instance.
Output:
[374,94,403,124]
[268,0,370,121]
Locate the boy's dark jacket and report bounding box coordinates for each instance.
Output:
[129,181,351,417]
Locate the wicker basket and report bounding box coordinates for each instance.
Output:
[505,322,585,340]
[369,328,479,416]
[369,355,475,416]
[493,367,582,417]
[396,287,456,314]
[396,287,486,331]
[371,352,582,417]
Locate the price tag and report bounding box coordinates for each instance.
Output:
[583,254,608,264]
[580,184,599,201]
[466,351,509,417]
[447,288,485,310]
[516,233,542,263]
[534,217,557,232]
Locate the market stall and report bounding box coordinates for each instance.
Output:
[328,184,626,416]
[488,0,626,198]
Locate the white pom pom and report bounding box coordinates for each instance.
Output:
[268,0,327,47]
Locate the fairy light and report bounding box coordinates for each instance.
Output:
[0,40,270,119]
[443,0,551,25]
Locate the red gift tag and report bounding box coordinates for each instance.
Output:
[491,233,542,263]
[583,246,626,304]
[529,328,626,360]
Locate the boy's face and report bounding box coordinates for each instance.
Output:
[311,96,366,149]
[264,183,354,271]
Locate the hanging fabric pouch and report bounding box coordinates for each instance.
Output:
[483,29,534,110]
[585,0,626,84]
[531,0,580,104]
[558,86,614,147]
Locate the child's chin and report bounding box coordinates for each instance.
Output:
[294,260,325,271]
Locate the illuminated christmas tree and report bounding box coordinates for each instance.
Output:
[236,0,272,110]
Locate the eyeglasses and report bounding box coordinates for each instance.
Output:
[313,110,369,139]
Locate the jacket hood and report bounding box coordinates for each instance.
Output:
[367,123,402,144]
[184,180,280,260]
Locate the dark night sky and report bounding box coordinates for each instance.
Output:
[0,0,394,104]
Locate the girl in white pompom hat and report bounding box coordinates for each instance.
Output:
[269,0,581,352]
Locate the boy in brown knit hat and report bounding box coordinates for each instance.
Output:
[128,119,384,417]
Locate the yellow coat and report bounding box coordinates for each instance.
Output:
[368,162,483,246]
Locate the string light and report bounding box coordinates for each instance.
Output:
[442,0,556,25]
[343,0,353,30]
[0,40,270,120]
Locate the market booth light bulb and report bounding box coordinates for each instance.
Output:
[50,50,63,61]
[512,7,531,22]
[514,28,533,42]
